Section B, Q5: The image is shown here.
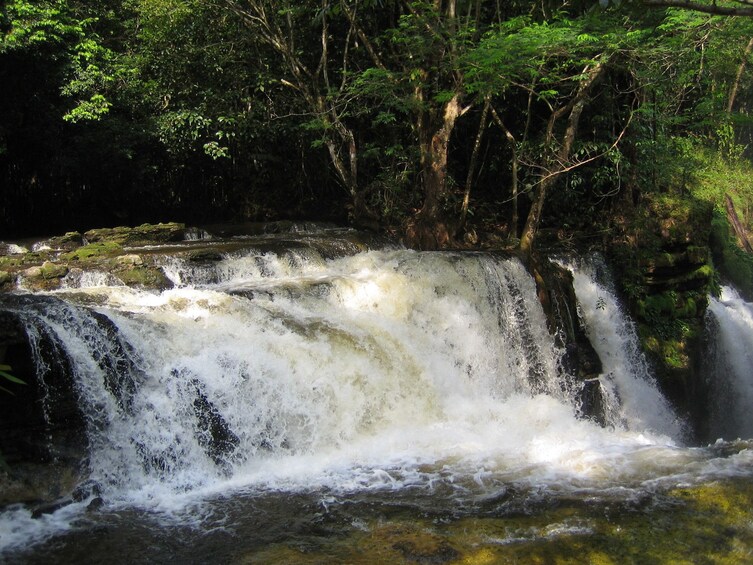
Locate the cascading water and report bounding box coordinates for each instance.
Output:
[564,256,686,438]
[706,286,753,440]
[2,235,753,563]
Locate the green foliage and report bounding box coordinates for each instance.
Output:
[711,210,753,297]
[1,0,83,52]
[3,0,753,249]
[1,0,124,123]
[0,364,25,396]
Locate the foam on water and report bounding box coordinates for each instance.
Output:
[706,286,753,439]
[564,256,686,439]
[2,249,752,555]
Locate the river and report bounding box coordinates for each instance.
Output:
[1,227,752,563]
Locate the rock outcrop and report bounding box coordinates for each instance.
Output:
[610,192,715,436]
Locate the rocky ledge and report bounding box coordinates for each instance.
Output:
[0,222,188,293]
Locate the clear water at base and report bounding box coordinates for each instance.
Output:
[2,237,753,563]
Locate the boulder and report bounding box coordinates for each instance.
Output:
[84,222,186,246]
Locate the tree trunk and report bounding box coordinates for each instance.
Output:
[726,193,753,253]
[225,0,379,230]
[460,98,490,232]
[489,105,519,238]
[408,93,466,249]
[728,36,753,114]
[519,61,608,254]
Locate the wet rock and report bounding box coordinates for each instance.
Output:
[62,241,123,262]
[190,379,240,467]
[22,266,43,279]
[522,252,606,423]
[72,480,102,502]
[188,250,224,262]
[578,378,608,427]
[84,222,186,246]
[31,498,73,519]
[0,243,29,255]
[115,266,172,290]
[116,254,143,266]
[86,497,104,512]
[41,261,68,280]
[38,232,84,252]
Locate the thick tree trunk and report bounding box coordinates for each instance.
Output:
[726,193,753,253]
[408,93,466,249]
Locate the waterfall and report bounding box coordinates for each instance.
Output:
[5,241,753,561]
[706,287,753,439]
[2,246,718,526]
[565,256,687,440]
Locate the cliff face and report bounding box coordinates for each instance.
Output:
[609,192,715,436]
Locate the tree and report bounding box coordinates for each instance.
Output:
[223,0,381,228]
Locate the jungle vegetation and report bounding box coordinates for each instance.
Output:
[3,0,753,256]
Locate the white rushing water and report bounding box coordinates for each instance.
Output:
[3,247,752,554]
[707,286,753,440]
[566,256,686,439]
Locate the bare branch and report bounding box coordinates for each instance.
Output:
[340,0,387,70]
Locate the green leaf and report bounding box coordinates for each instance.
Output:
[0,370,25,385]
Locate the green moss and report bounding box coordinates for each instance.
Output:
[83,222,185,246]
[40,261,68,280]
[62,241,122,262]
[116,266,171,289]
[711,210,753,298]
[0,251,50,271]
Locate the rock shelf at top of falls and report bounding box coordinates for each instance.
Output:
[0,221,393,294]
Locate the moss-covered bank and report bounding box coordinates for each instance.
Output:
[608,190,715,430]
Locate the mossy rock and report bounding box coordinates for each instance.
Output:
[40,261,68,280]
[115,266,172,290]
[62,242,123,262]
[638,193,713,247]
[84,222,186,247]
[638,246,710,273]
[40,231,84,251]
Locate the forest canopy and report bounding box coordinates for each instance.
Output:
[3,0,753,251]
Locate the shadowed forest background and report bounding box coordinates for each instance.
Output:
[4,0,753,255]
